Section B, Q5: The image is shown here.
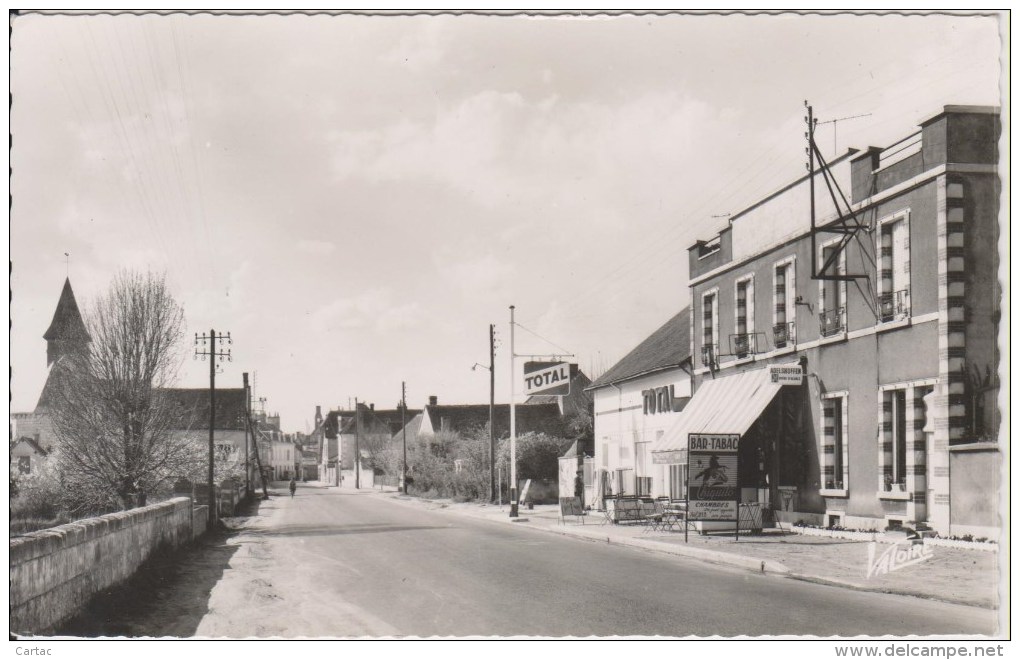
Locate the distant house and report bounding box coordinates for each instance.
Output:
[164,388,250,482]
[10,437,49,477]
[396,396,567,450]
[320,403,420,488]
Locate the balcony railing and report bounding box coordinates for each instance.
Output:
[879,289,910,322]
[819,307,846,338]
[772,321,796,348]
[730,333,760,358]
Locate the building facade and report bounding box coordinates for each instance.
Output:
[588,309,693,505]
[652,106,1000,536]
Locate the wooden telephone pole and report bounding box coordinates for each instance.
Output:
[195,330,232,525]
[401,382,408,494]
[489,323,495,503]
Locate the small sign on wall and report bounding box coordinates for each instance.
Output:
[641,384,686,415]
[769,364,804,385]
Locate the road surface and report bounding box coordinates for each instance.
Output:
[64,483,998,638]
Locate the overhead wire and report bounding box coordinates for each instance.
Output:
[107,20,197,288]
[545,55,997,334]
[169,16,219,287]
[513,321,574,357]
[79,20,172,264]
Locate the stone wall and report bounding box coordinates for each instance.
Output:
[9,497,198,634]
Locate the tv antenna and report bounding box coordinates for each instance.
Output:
[817,112,872,155]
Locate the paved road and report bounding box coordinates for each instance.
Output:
[104,484,999,638]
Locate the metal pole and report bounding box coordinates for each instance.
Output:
[807,102,817,278]
[401,382,407,494]
[354,397,361,489]
[208,329,216,526]
[489,323,496,503]
[509,305,518,517]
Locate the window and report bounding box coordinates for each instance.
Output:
[733,275,755,357]
[878,212,911,322]
[821,393,849,492]
[601,440,609,468]
[615,468,635,496]
[773,258,796,348]
[18,456,31,474]
[701,289,719,366]
[881,389,908,491]
[634,441,649,478]
[818,241,847,337]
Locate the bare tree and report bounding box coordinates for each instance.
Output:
[49,271,197,513]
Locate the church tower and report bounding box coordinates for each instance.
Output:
[42,278,89,367]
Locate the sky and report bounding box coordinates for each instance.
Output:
[9,11,1004,433]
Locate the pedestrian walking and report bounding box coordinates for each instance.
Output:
[289,477,296,498]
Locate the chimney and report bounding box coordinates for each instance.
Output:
[429,395,438,406]
[370,403,375,411]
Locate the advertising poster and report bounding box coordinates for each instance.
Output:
[687,433,740,521]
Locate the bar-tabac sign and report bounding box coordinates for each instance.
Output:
[687,433,739,521]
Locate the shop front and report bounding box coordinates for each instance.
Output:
[651,363,806,532]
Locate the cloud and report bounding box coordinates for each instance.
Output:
[296,239,336,255]
[325,88,750,221]
[433,251,517,298]
[310,288,423,333]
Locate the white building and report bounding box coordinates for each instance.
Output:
[586,309,692,505]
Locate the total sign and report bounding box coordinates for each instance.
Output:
[523,362,576,396]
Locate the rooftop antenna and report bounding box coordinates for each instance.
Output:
[64,252,69,277]
[817,112,872,155]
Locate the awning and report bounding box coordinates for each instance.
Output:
[651,366,785,463]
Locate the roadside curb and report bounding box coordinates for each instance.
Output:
[379,492,789,576]
[513,519,792,576]
[783,572,997,610]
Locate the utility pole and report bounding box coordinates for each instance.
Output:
[401,382,408,494]
[509,306,518,518]
[243,372,251,496]
[806,101,817,280]
[488,323,495,503]
[245,408,270,500]
[354,397,361,489]
[195,330,232,525]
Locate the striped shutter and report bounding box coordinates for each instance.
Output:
[774,266,786,326]
[736,281,747,335]
[821,400,836,485]
[879,391,894,485]
[910,388,928,504]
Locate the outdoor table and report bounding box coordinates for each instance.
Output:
[659,505,688,533]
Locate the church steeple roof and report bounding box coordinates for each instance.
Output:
[43,278,87,341]
[43,278,89,367]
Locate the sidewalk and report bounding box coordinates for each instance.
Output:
[373,490,1001,610]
